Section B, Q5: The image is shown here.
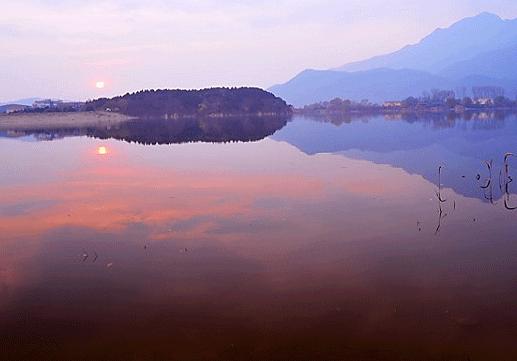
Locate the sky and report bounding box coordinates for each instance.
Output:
[1,0,517,102]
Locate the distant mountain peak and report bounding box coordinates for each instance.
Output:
[447,12,502,29]
[335,12,514,73]
[270,12,517,106]
[475,11,502,20]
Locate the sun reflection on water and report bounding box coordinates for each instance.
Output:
[97,146,108,155]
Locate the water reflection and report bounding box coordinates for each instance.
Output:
[2,113,517,360]
[306,110,510,128]
[273,112,517,202]
[0,116,289,145]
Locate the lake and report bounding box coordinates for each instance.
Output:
[2,112,517,360]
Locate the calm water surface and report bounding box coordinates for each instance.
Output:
[2,114,517,360]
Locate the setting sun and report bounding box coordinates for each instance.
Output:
[95,81,105,89]
[97,146,108,155]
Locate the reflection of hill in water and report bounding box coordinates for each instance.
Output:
[273,112,517,203]
[1,116,289,145]
[90,116,289,145]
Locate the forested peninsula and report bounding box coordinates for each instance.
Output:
[85,87,292,118]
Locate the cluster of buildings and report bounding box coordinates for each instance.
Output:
[1,99,86,115]
[383,87,515,111]
[383,96,513,112]
[383,98,496,108]
[32,99,84,111]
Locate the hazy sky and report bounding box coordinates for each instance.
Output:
[1,0,517,102]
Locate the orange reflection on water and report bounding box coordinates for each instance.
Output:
[0,138,425,245]
[3,137,517,360]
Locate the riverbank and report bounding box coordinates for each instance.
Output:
[0,111,134,130]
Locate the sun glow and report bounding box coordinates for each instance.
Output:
[97,146,108,155]
[95,81,105,89]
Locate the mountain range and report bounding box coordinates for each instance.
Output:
[270,12,517,106]
[0,98,41,107]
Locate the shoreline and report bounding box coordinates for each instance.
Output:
[0,111,134,130]
[294,108,517,118]
[0,111,292,131]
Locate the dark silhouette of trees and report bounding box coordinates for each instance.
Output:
[84,88,292,118]
[446,97,459,108]
[462,97,474,107]
[494,96,514,107]
[402,97,419,107]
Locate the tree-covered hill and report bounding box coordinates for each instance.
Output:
[85,87,292,118]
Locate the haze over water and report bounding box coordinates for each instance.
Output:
[2,113,517,360]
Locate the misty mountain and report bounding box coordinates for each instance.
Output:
[0,104,29,114]
[269,68,517,106]
[270,12,517,106]
[439,44,517,80]
[336,12,517,73]
[270,68,449,106]
[0,97,41,107]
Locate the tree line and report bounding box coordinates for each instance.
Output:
[299,86,517,115]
